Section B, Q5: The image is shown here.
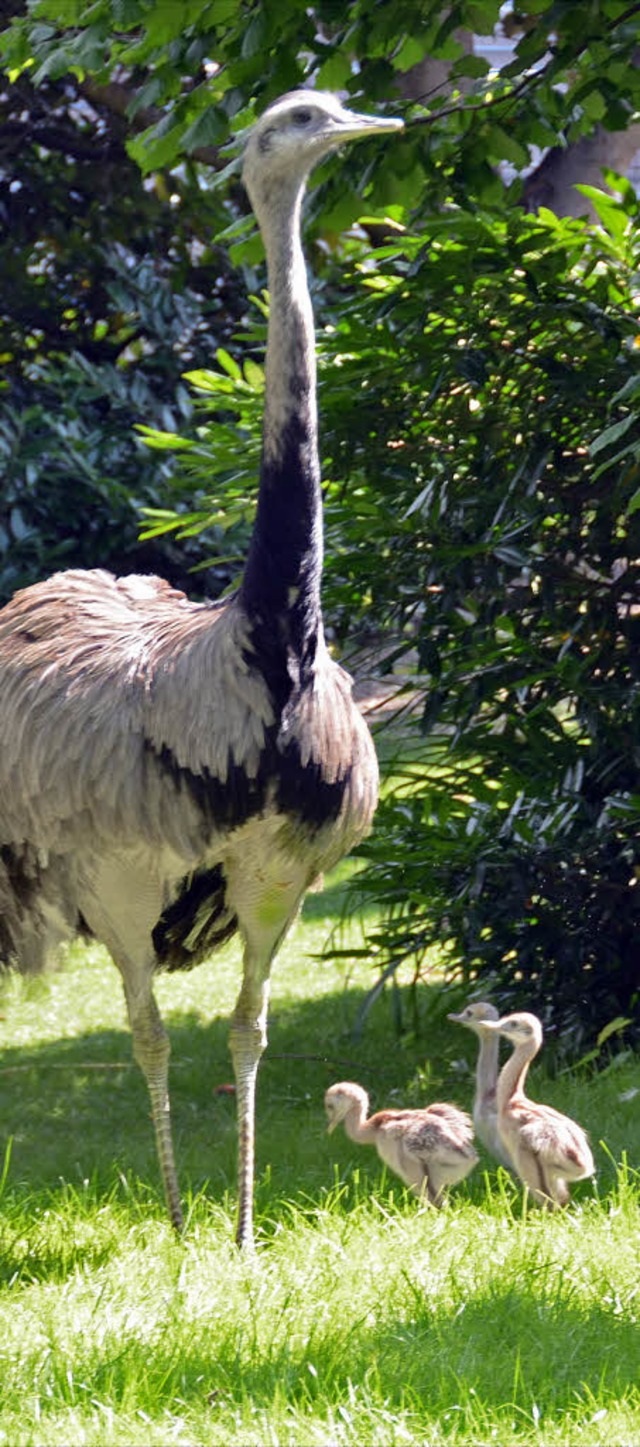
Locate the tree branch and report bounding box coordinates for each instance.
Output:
[406,71,536,130]
[407,3,640,133]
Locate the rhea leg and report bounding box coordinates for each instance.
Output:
[421,1173,446,1207]
[229,970,271,1248]
[513,1144,558,1209]
[78,856,183,1229]
[396,1157,443,1203]
[121,971,183,1231]
[226,850,310,1248]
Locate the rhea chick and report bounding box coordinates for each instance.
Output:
[480,1012,595,1208]
[325,1081,478,1206]
[447,1001,513,1169]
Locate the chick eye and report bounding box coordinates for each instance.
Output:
[292,107,314,127]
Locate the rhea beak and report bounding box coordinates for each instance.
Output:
[334,111,405,142]
[326,1116,337,1134]
[447,1011,463,1023]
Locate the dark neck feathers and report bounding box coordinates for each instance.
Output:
[240,178,323,658]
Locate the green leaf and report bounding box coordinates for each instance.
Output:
[487,125,530,170]
[243,358,264,391]
[454,54,491,79]
[127,117,183,174]
[32,45,73,83]
[315,51,352,90]
[578,87,607,122]
[181,107,227,153]
[589,413,635,456]
[215,348,241,380]
[611,375,640,406]
[596,1017,632,1047]
[574,185,629,242]
[241,11,267,58]
[391,36,426,71]
[135,426,195,450]
[463,1,501,33]
[207,0,237,19]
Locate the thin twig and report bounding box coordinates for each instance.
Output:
[0,1061,132,1074]
[407,71,536,128]
[267,1052,375,1072]
[407,4,640,132]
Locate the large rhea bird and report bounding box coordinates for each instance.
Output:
[0,91,402,1246]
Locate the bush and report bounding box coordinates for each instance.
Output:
[344,196,640,1048]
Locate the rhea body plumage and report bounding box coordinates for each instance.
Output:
[480,1012,595,1207]
[324,1081,478,1205]
[0,92,402,1246]
[447,1001,513,1169]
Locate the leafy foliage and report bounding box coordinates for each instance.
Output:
[0,63,248,598]
[346,196,640,1048]
[3,0,640,202]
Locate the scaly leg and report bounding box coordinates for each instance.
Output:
[78,858,183,1225]
[410,1167,443,1207]
[223,842,312,1248]
[516,1145,558,1210]
[124,979,183,1231]
[229,977,270,1249]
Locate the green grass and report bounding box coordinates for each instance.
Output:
[0,870,639,1446]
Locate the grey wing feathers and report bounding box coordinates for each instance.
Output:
[382,1107,475,1163]
[0,570,272,855]
[410,1111,475,1160]
[284,646,379,856]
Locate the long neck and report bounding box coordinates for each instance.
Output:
[476,1030,500,1104]
[240,177,322,663]
[343,1100,377,1145]
[496,1041,534,1112]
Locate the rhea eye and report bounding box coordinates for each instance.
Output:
[292,107,314,127]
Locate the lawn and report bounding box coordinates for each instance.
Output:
[0,867,638,1446]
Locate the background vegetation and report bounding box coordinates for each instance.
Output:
[1,0,640,1041]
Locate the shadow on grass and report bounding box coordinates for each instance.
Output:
[196,1286,638,1427]
[0,969,633,1287]
[29,1270,639,1433]
[0,978,455,1199]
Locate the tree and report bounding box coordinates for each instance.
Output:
[0,46,246,599]
[523,120,640,218]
